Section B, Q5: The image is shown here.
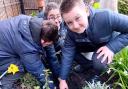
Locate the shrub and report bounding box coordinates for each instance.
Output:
[118,0,128,14]
[106,47,128,89]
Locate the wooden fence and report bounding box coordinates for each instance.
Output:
[0,0,63,20]
[46,0,62,5]
[23,0,39,15]
[23,0,62,16]
[0,0,20,20]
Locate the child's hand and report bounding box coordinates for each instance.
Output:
[97,46,114,64]
[59,79,68,89]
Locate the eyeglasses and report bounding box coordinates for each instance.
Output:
[48,15,61,20]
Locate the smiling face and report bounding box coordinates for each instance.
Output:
[62,5,89,34]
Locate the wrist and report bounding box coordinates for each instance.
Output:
[59,78,66,82]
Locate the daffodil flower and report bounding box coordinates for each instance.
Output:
[0,64,19,79]
[7,64,19,75]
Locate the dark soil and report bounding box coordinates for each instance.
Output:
[67,67,121,89]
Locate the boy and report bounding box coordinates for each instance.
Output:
[0,15,58,89]
[37,2,66,87]
[59,0,128,89]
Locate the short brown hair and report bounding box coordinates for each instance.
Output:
[60,0,87,15]
[41,20,58,42]
[44,2,59,18]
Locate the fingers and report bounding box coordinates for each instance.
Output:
[97,50,104,59]
[107,55,113,64]
[101,54,107,63]
[97,47,103,53]
[97,46,114,64]
[97,51,113,64]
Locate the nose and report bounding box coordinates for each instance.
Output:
[73,22,79,30]
[54,19,59,24]
[54,19,61,29]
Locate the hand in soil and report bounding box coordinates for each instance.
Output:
[59,80,68,89]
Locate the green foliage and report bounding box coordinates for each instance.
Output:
[30,11,37,17]
[118,0,128,15]
[43,69,53,89]
[106,47,128,89]
[83,81,111,89]
[19,69,54,89]
[20,73,40,89]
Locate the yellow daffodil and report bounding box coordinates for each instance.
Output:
[7,64,19,75]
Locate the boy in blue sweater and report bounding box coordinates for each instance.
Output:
[59,0,128,89]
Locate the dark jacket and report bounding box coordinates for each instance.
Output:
[37,12,68,77]
[60,8,128,80]
[44,21,67,77]
[0,15,46,82]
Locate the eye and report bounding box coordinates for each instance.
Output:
[48,16,55,20]
[67,21,72,26]
[76,16,80,21]
[57,15,61,18]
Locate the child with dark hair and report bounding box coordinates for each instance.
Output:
[59,0,128,89]
[42,2,67,87]
[0,15,58,89]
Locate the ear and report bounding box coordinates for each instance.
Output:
[41,39,44,44]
